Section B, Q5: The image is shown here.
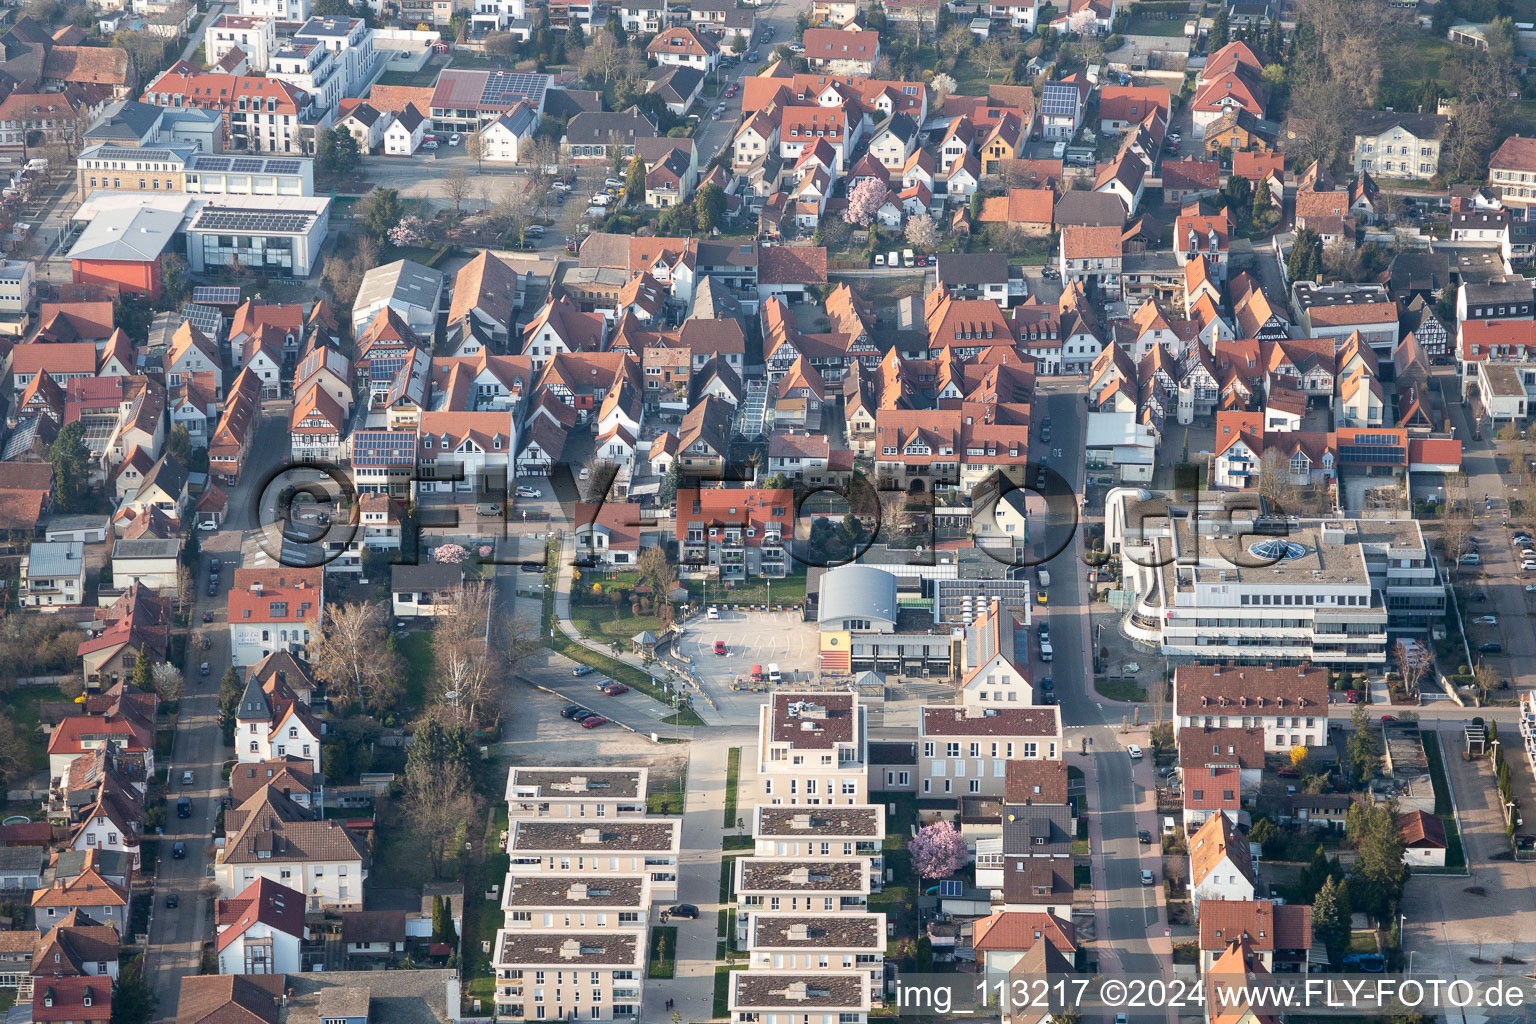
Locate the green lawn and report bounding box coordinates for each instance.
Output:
[723,834,753,851]
[10,685,72,772]
[1096,677,1148,702]
[713,964,747,1017]
[1349,931,1380,955]
[647,926,677,979]
[1124,14,1187,35]
[698,571,809,607]
[461,850,511,1011]
[722,746,741,828]
[647,761,688,815]
[1420,731,1468,872]
[398,631,434,711]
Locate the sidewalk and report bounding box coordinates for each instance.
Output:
[645,738,734,1023]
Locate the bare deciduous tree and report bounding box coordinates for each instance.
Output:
[1256,449,1299,515]
[307,603,399,712]
[1393,639,1429,700]
[402,758,479,878]
[442,168,472,216]
[0,714,28,786]
[151,662,184,702]
[430,583,504,727]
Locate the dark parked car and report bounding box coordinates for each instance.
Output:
[1480,642,1504,653]
[208,582,218,596]
[172,841,186,859]
[665,903,700,919]
[1276,766,1301,778]
[166,893,179,908]
[520,562,543,573]
[1138,830,1152,844]
[560,704,588,718]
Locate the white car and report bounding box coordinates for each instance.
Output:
[1127,744,1143,760]
[449,134,462,146]
[1475,615,1499,625]
[788,42,805,52]
[707,606,720,620]
[516,485,541,499]
[423,140,439,150]
[551,181,572,192]
[1525,584,1536,592]
[1523,560,1536,572]
[1139,870,1154,886]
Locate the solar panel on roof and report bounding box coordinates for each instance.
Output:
[369,357,405,380]
[1041,83,1078,118]
[353,431,416,465]
[939,879,963,897]
[195,157,231,171]
[193,210,312,233]
[180,304,224,339]
[231,158,265,172]
[193,286,242,304]
[266,160,302,174]
[477,71,548,107]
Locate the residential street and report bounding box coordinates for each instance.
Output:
[143,407,296,1023]
[1038,380,1172,992]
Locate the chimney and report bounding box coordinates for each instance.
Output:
[580,827,602,844]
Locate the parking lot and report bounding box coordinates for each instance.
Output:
[674,608,823,726]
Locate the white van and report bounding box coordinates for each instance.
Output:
[767,663,782,682]
[902,248,916,267]
[1037,568,1051,588]
[874,253,886,267]
[1039,640,1053,662]
[1052,140,1067,159]
[888,250,901,269]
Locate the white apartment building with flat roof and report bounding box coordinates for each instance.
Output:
[504,767,649,819]
[491,929,646,1021]
[756,691,868,806]
[505,820,680,899]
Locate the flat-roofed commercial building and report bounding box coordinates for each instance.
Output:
[185,197,330,277]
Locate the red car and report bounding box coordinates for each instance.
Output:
[580,715,607,728]
[725,84,738,98]
[1345,690,1362,704]
[714,640,727,655]
[1276,767,1301,778]
[1380,715,1397,723]
[601,682,628,696]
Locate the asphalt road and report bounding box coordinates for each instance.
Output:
[142,407,299,1023]
[1033,380,1168,988]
